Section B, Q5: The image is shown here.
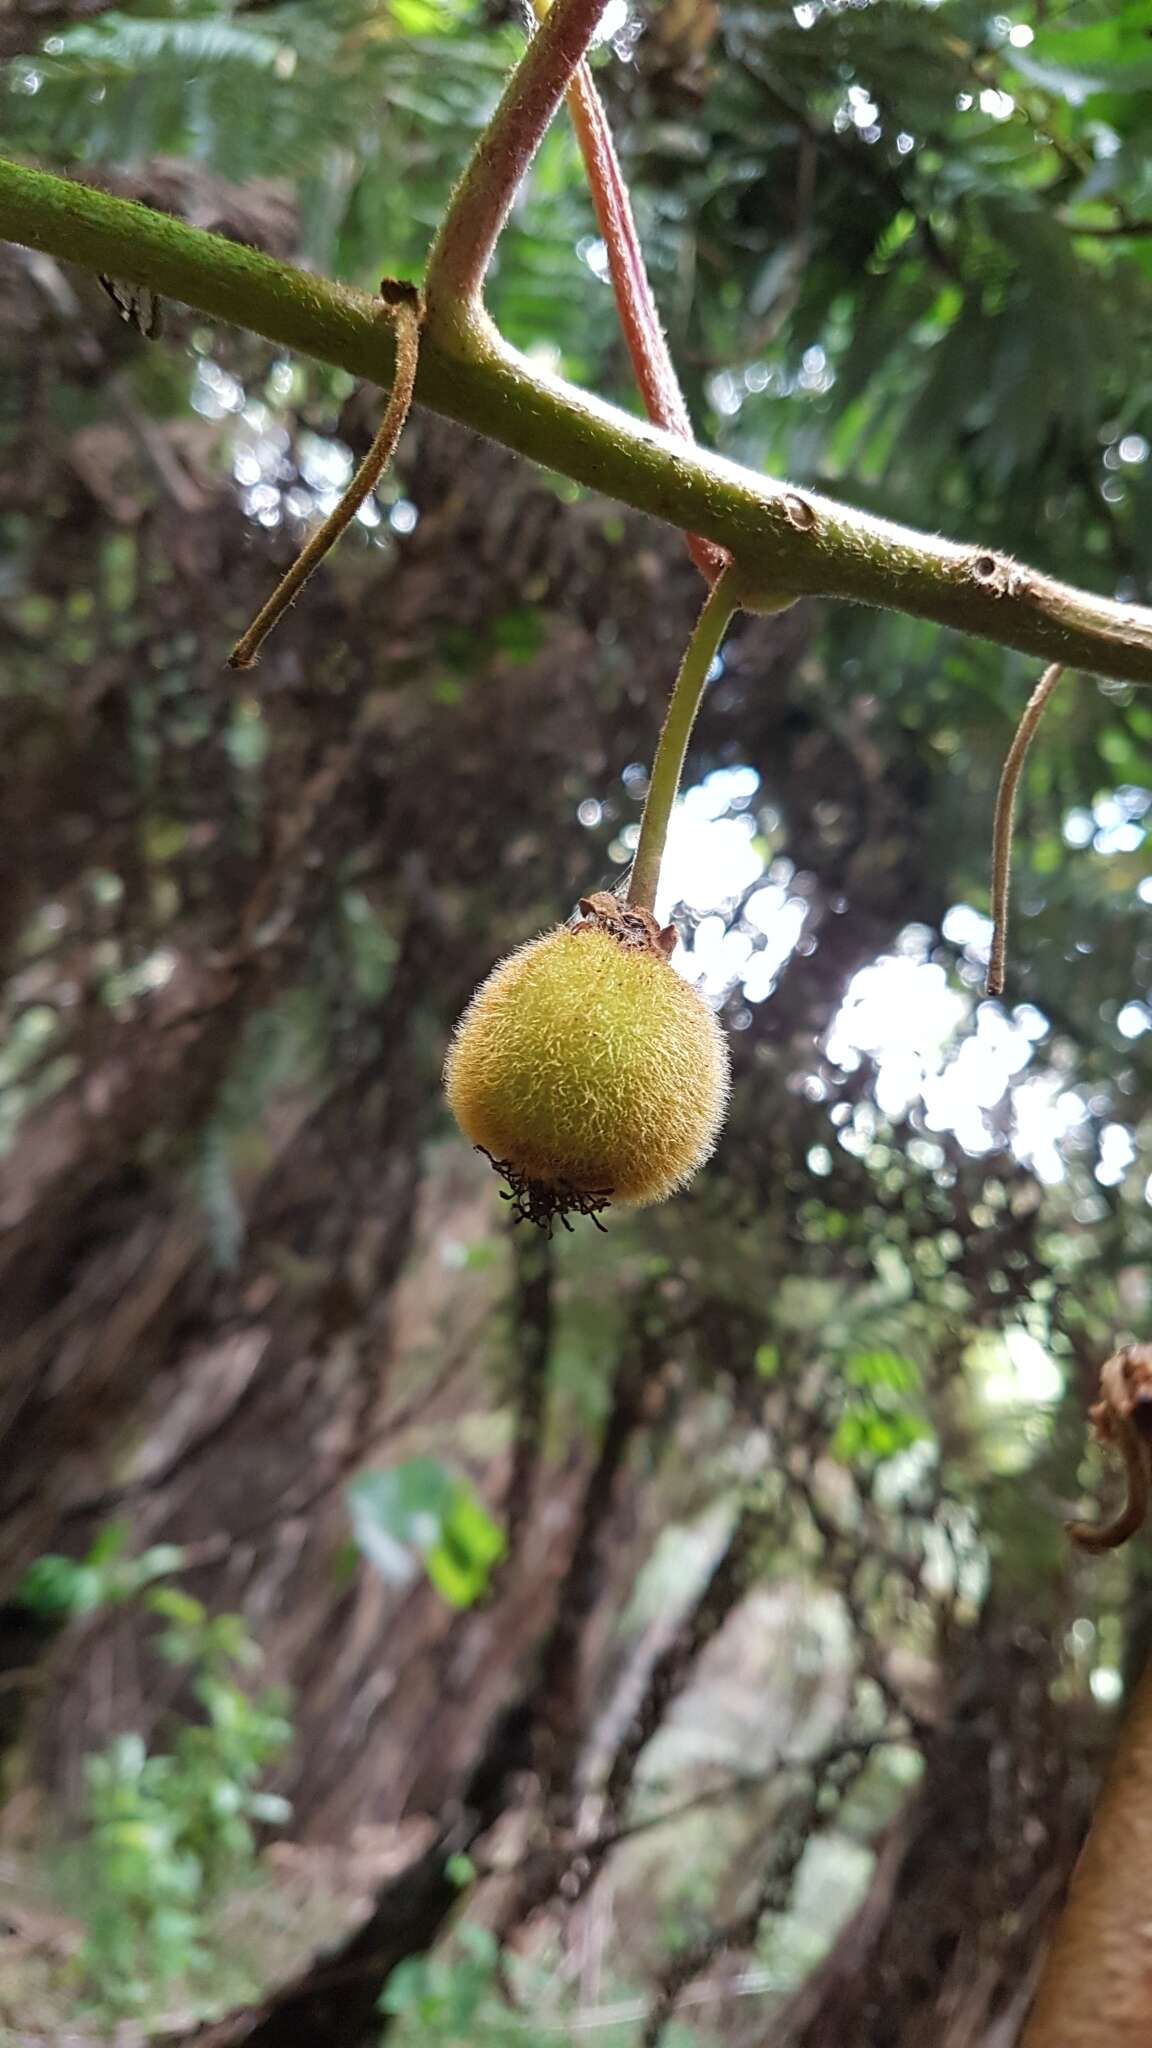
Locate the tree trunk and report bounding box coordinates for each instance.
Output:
[771,1616,1094,2048]
[1022,1657,1152,2048]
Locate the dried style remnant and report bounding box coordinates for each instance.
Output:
[477,1147,613,1235]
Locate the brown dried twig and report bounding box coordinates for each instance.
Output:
[1068,1344,1152,1553]
[228,283,421,669]
[986,662,1064,997]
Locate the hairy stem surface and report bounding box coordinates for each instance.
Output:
[3,159,1152,683]
[627,567,741,912]
[425,0,606,322]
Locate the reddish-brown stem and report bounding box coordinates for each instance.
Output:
[561,51,727,583]
[566,64,691,441]
[425,0,608,320]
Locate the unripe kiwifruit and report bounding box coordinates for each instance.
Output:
[444,893,729,1229]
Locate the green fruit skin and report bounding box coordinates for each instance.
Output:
[444,925,730,1205]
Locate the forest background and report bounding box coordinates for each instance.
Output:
[1,0,1151,2041]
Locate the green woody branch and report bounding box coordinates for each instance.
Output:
[3,155,1152,683]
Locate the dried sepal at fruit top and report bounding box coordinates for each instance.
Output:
[444,892,730,1233]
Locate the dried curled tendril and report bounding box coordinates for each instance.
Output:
[1068,1344,1152,1554]
[476,1148,613,1236]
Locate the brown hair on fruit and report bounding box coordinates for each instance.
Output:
[444,893,730,1231]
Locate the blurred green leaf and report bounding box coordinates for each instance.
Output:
[832,1407,929,1463]
[844,1350,920,1394]
[347,1459,506,1608]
